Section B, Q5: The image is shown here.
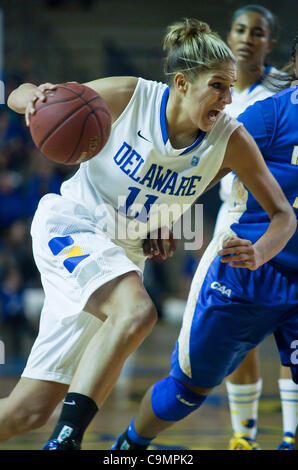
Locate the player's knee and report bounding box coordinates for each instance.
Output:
[120,297,157,341]
[151,377,209,422]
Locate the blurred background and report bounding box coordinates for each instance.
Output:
[0,0,296,368]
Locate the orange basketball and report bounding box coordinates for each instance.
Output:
[29,82,111,165]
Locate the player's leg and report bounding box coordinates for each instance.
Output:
[0,308,103,442]
[112,381,212,450]
[69,271,157,402]
[112,239,269,450]
[43,271,158,449]
[113,237,292,451]
[226,347,262,450]
[273,268,298,450]
[0,378,68,441]
[277,365,298,449]
[277,366,298,449]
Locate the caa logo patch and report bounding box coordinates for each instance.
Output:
[211,281,232,298]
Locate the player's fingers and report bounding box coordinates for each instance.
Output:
[218,245,254,256]
[35,84,56,102]
[148,239,160,258]
[144,240,159,258]
[36,91,47,102]
[222,237,252,249]
[220,252,252,263]
[168,238,178,257]
[25,101,36,126]
[228,260,256,268]
[38,83,56,92]
[157,239,167,260]
[25,108,31,126]
[142,239,151,256]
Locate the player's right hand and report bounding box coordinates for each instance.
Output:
[143,227,178,260]
[25,83,56,126]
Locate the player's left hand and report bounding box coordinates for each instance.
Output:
[218,236,263,270]
[143,227,178,260]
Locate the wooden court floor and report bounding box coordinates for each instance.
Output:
[0,319,287,451]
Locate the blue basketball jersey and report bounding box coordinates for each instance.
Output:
[231,86,298,270]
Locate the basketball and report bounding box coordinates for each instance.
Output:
[29,82,112,165]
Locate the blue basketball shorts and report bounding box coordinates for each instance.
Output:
[170,236,298,389]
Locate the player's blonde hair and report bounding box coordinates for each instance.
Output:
[163,18,235,84]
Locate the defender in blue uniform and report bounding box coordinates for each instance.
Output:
[112,55,298,450]
[169,86,298,391]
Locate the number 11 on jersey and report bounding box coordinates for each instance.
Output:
[118,186,159,222]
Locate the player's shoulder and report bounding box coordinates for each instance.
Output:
[210,110,240,137]
[270,84,298,101]
[260,84,298,117]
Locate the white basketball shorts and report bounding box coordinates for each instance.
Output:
[22,193,144,384]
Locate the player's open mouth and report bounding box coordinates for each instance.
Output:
[207,110,220,123]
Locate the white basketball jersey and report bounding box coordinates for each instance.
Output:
[60,78,240,257]
[219,66,280,203]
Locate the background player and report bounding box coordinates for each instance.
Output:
[112,34,298,451]
[213,5,298,450]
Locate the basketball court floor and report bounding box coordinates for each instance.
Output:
[0,318,288,451]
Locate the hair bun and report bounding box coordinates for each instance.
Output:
[196,21,211,34]
[163,18,212,51]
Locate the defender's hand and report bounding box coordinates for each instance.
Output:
[218,236,263,270]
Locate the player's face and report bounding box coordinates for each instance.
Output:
[227,12,276,66]
[185,61,236,132]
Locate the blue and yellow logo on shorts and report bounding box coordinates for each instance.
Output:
[48,235,90,273]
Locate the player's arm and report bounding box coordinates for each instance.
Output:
[7,83,55,115]
[7,76,138,126]
[220,125,296,269]
[203,168,231,193]
[84,76,138,123]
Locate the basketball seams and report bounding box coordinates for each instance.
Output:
[30,83,111,164]
[39,102,87,149]
[37,90,109,149]
[35,85,86,112]
[58,86,110,120]
[64,111,100,164]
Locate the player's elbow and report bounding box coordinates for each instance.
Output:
[275,203,297,239]
[7,90,25,114]
[7,83,35,114]
[289,209,297,237]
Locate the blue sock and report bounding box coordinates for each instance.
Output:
[126,417,154,446]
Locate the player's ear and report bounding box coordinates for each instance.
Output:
[173,73,188,94]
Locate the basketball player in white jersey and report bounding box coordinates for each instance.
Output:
[214,5,298,450]
[3,18,295,450]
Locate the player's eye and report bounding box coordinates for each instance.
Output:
[211,82,222,89]
[253,30,265,38]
